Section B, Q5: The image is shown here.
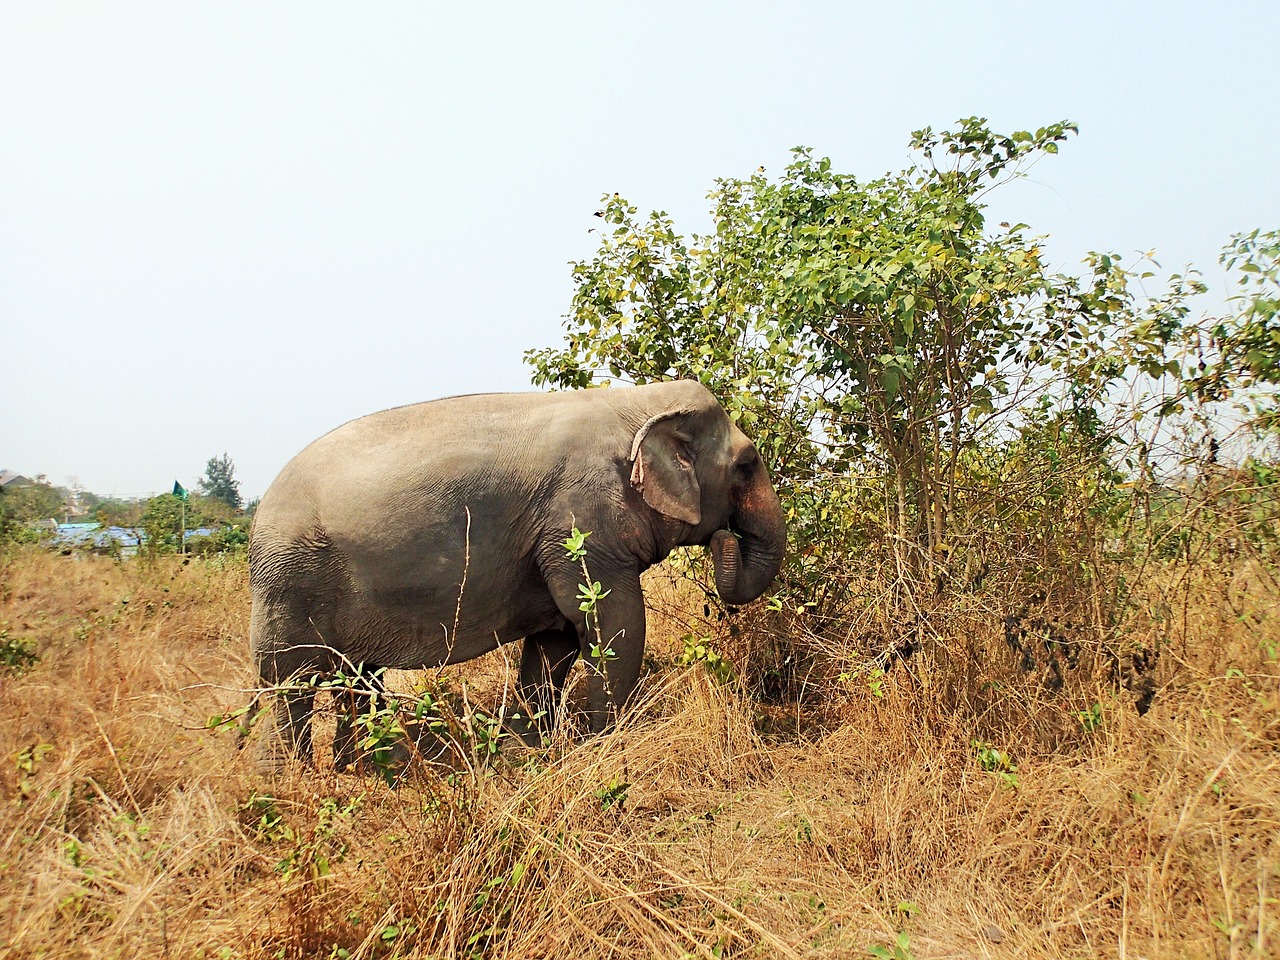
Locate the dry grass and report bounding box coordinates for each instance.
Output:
[0,546,1277,959]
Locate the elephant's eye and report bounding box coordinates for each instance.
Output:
[733,451,759,479]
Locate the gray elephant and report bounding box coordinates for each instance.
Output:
[249,379,786,767]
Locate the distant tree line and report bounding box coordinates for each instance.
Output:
[1,452,252,554]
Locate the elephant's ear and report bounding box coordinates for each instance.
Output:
[629,410,702,526]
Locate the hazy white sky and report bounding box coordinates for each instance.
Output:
[3,2,1277,499]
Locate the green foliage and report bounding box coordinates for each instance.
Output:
[869,930,916,960]
[139,493,185,554]
[198,452,242,510]
[0,627,40,674]
[836,666,887,699]
[676,632,737,685]
[576,579,611,613]
[139,492,246,555]
[0,516,45,546]
[972,739,1019,789]
[1205,229,1280,419]
[0,482,66,540]
[564,526,615,666]
[183,522,249,556]
[205,700,261,739]
[93,498,143,528]
[593,775,630,811]
[562,526,591,560]
[526,119,1203,604]
[14,743,54,802]
[1077,701,1106,734]
[522,119,1280,757]
[240,791,359,883]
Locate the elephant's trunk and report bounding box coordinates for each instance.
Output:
[710,472,786,606]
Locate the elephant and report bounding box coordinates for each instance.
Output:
[248,379,786,768]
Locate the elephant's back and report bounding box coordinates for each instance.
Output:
[251,381,709,556]
[252,393,582,575]
[261,394,558,506]
[258,388,645,506]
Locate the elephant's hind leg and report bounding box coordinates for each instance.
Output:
[249,597,333,770]
[513,624,581,745]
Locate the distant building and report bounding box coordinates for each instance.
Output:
[50,523,144,556]
[0,470,32,488]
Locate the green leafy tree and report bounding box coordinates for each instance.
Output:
[199,453,242,511]
[1196,229,1280,426]
[0,482,67,524]
[526,119,1198,593]
[140,493,186,554]
[95,498,144,528]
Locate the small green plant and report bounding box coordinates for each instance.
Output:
[563,526,591,560]
[240,792,289,843]
[462,863,528,959]
[320,667,463,784]
[973,740,1020,789]
[577,573,612,665]
[869,930,916,960]
[0,628,39,674]
[837,665,886,698]
[587,639,617,664]
[794,815,814,844]
[205,701,261,738]
[379,919,417,947]
[566,526,616,673]
[1212,913,1243,943]
[866,666,886,699]
[355,699,411,785]
[593,775,630,811]
[467,707,507,762]
[63,837,85,868]
[1077,701,1105,734]
[240,792,359,882]
[14,743,53,801]
[576,578,612,612]
[408,678,454,729]
[676,633,736,685]
[286,795,359,882]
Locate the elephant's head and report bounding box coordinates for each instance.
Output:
[628,384,786,605]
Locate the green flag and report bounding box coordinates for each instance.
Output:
[173,480,189,501]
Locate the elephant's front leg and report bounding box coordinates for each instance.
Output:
[547,567,647,735]
[512,624,580,745]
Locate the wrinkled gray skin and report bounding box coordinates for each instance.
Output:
[249,380,786,768]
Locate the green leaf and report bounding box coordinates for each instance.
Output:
[881,367,900,402]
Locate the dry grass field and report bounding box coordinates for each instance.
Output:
[0,545,1276,959]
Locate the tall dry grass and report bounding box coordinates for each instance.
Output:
[0,545,1276,959]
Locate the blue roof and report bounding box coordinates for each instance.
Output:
[52,523,143,548]
[51,523,236,549]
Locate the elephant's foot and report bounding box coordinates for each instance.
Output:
[247,690,317,774]
[252,728,314,776]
